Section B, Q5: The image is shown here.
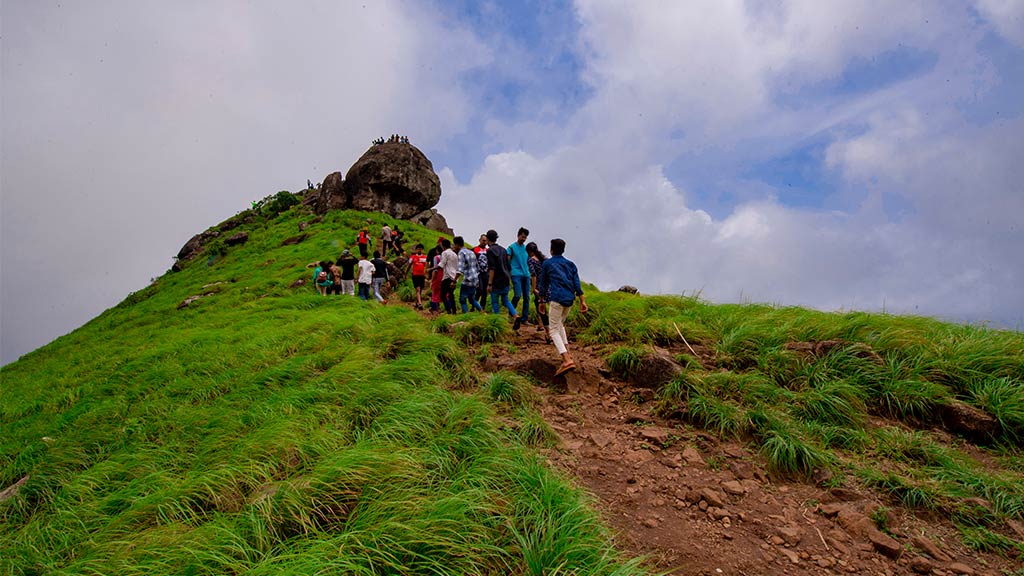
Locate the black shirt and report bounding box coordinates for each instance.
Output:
[336,256,358,281]
[486,243,511,290]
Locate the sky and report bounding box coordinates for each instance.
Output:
[2,0,1023,365]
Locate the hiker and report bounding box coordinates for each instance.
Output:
[336,249,359,296]
[392,226,404,255]
[485,230,520,328]
[508,227,531,325]
[356,227,372,258]
[356,254,375,301]
[438,239,460,314]
[328,261,344,295]
[455,236,483,313]
[537,238,587,375]
[313,260,333,296]
[381,224,393,257]
[408,243,428,309]
[370,251,389,304]
[526,242,549,333]
[426,236,445,266]
[428,248,443,314]
[474,234,490,310]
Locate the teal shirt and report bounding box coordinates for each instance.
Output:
[507,242,530,278]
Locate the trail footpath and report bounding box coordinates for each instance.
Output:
[418,307,1016,576]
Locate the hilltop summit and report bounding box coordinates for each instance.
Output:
[176,141,451,266]
[305,141,442,221]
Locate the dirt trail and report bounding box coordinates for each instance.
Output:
[466,317,1016,576]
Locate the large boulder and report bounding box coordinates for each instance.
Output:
[409,208,453,235]
[303,171,346,214]
[307,142,441,219]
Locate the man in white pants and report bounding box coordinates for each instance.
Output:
[537,238,588,376]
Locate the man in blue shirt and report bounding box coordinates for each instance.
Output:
[537,238,588,375]
[508,227,532,325]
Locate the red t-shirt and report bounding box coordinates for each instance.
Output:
[410,253,427,276]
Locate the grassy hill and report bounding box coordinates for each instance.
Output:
[3,197,1022,574]
[0,203,646,575]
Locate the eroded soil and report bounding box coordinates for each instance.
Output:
[465,318,1021,576]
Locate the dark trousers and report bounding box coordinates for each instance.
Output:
[478,277,489,309]
[441,278,457,314]
[358,283,371,300]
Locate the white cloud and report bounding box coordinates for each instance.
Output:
[1,1,490,363]
[975,0,1024,47]
[439,0,1023,328]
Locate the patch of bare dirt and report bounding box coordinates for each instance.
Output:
[413,306,1018,576]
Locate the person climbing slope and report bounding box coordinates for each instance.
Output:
[537,238,587,375]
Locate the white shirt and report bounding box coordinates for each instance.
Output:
[357,260,375,284]
[439,248,460,280]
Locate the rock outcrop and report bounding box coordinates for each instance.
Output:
[305,142,442,220]
[409,208,453,235]
[176,142,450,271]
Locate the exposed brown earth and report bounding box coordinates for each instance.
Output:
[458,316,1019,576]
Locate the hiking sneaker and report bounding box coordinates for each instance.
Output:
[512,316,522,331]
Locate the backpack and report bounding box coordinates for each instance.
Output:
[317,270,328,283]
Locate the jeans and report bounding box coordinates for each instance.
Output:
[372,278,386,302]
[358,282,371,301]
[489,285,517,316]
[510,275,530,321]
[459,283,482,313]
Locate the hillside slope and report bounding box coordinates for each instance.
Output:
[3,198,1023,576]
[0,204,646,575]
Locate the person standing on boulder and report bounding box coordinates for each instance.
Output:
[508,227,531,324]
[538,238,587,375]
[485,229,520,327]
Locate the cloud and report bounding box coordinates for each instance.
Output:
[975,0,1024,47]
[1,1,490,363]
[438,0,1024,329]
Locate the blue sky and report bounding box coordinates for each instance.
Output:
[3,0,1023,364]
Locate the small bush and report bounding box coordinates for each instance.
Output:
[758,429,826,478]
[970,377,1024,443]
[606,346,647,379]
[516,409,558,448]
[260,191,300,218]
[486,372,535,407]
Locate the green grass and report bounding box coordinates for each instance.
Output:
[606,346,648,379]
[0,206,648,575]
[583,289,1023,553]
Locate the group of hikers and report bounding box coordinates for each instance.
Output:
[310,225,586,375]
[372,134,410,145]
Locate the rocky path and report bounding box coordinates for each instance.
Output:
[467,318,1013,576]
